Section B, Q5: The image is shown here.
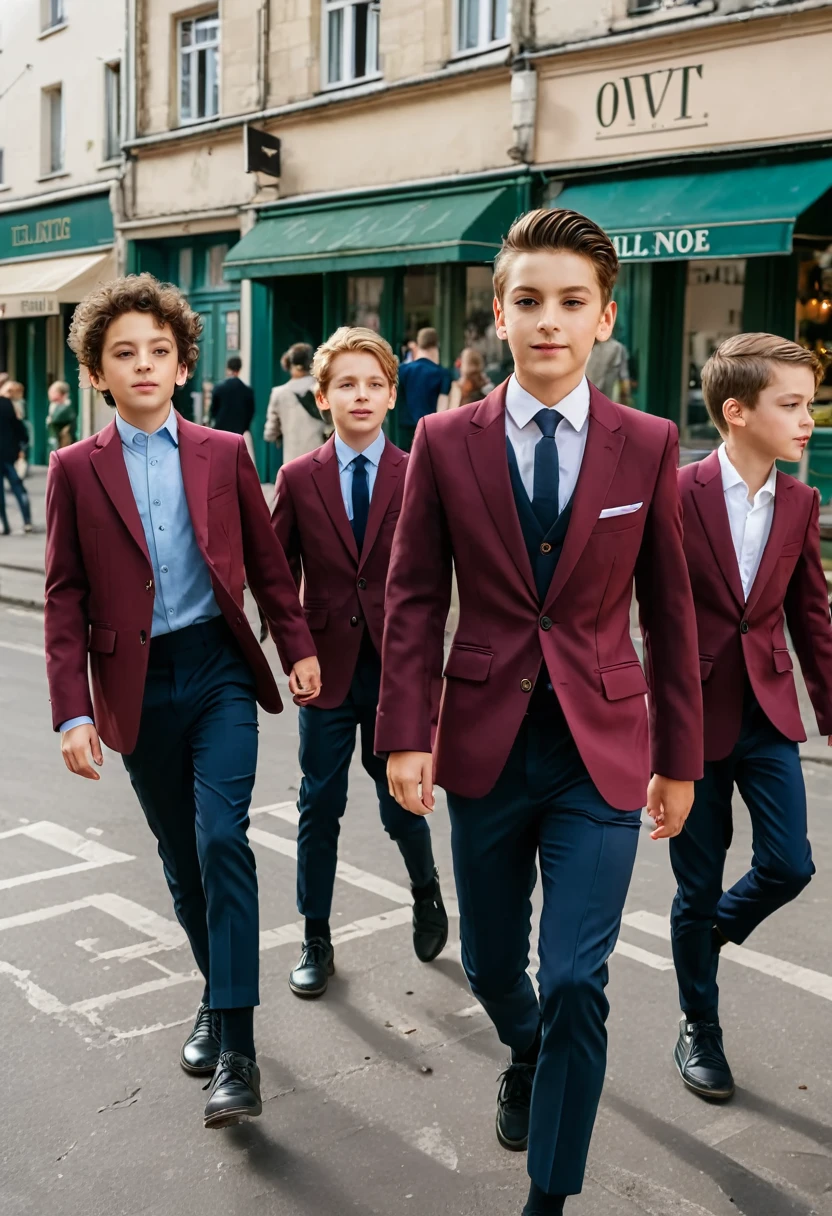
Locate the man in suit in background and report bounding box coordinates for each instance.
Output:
[210,356,255,439]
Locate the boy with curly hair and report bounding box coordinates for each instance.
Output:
[45,274,321,1128]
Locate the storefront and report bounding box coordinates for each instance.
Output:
[0,191,115,463]
[223,175,528,477]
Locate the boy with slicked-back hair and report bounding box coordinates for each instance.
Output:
[671,333,832,1102]
[377,210,703,1214]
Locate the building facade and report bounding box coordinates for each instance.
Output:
[0,0,127,460]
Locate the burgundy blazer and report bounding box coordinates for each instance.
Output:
[44,413,316,754]
[679,450,832,761]
[271,435,407,709]
[376,380,703,809]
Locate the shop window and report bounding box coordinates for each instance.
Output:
[797,249,832,422]
[178,246,194,294]
[206,243,230,287]
[324,0,380,89]
[347,276,384,330]
[682,259,745,442]
[42,85,64,174]
[400,269,439,361]
[456,0,509,54]
[464,265,511,384]
[41,0,66,31]
[104,61,122,162]
[179,12,219,124]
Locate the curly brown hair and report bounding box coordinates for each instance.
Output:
[68,274,202,405]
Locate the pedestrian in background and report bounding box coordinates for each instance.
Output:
[586,336,632,406]
[263,342,326,465]
[209,356,256,460]
[0,390,33,536]
[396,327,451,449]
[46,380,77,452]
[444,347,493,410]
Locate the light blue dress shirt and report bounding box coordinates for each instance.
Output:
[60,406,221,733]
[334,430,386,519]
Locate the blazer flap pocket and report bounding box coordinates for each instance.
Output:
[88,626,116,654]
[600,662,648,701]
[780,543,802,558]
[303,606,328,631]
[444,645,493,683]
[699,656,713,681]
[773,648,794,673]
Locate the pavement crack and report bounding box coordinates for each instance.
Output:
[97,1085,141,1113]
[55,1141,76,1162]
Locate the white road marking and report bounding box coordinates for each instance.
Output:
[0,821,134,890]
[70,969,202,1015]
[413,1125,459,1172]
[0,639,44,656]
[452,1002,484,1018]
[0,958,67,1017]
[623,910,832,1002]
[85,827,103,837]
[249,801,297,818]
[6,607,43,619]
[613,939,675,972]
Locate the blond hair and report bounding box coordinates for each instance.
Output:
[493,208,619,306]
[313,327,398,394]
[701,333,824,435]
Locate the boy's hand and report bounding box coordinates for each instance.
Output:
[61,724,104,780]
[646,775,693,839]
[388,751,435,816]
[289,655,321,705]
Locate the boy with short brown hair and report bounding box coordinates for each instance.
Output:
[45,273,320,1129]
[271,326,447,1000]
[379,210,703,1214]
[672,332,832,1101]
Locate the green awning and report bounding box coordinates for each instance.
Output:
[224,185,522,279]
[554,159,832,262]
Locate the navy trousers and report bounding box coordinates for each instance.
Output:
[447,692,641,1196]
[670,689,814,1022]
[123,617,260,1009]
[0,461,31,532]
[296,641,435,920]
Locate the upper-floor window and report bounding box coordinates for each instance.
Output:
[42,85,64,174]
[457,0,508,53]
[104,61,122,161]
[0,149,5,187]
[628,0,659,11]
[324,0,380,88]
[42,0,66,30]
[179,12,219,124]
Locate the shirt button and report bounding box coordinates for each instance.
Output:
[740,620,749,634]
[540,616,553,631]
[520,678,533,693]
[357,578,367,590]
[161,566,168,574]
[158,524,165,531]
[540,542,552,555]
[150,459,158,466]
[350,615,359,627]
[153,499,161,506]
[168,608,174,615]
[145,579,153,591]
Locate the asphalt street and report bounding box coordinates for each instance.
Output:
[1,597,831,1216]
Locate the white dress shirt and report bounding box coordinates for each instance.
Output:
[505,374,590,511]
[334,429,386,519]
[717,442,777,600]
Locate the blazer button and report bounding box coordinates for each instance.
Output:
[357,578,367,590]
[145,579,153,592]
[350,615,360,626]
[740,620,749,634]
[140,630,147,645]
[540,542,552,555]
[520,678,533,693]
[540,616,553,631]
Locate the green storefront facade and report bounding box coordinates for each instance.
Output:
[0,190,115,463]
[223,173,531,479]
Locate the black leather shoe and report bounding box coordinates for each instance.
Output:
[412,870,449,963]
[674,1018,735,1100]
[180,1003,221,1076]
[496,1061,535,1150]
[289,937,335,998]
[203,1051,262,1128]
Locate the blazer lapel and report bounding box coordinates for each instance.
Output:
[359,440,404,571]
[690,451,745,611]
[89,419,151,565]
[176,415,210,553]
[542,388,624,612]
[466,384,537,602]
[312,436,359,563]
[744,473,796,617]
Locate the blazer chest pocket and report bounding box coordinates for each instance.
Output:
[444,645,493,683]
[88,626,117,654]
[699,655,714,682]
[773,648,793,673]
[599,661,648,701]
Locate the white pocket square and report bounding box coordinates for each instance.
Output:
[598,502,643,518]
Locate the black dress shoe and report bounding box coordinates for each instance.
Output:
[203,1051,262,1128]
[289,937,335,998]
[496,1061,535,1150]
[180,1003,221,1076]
[412,870,449,963]
[674,1018,735,1100]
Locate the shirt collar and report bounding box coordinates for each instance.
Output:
[334,429,386,472]
[717,442,777,505]
[115,405,178,448]
[505,374,590,433]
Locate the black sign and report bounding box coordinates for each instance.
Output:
[245,125,281,178]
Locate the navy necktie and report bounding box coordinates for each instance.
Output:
[350,453,370,551]
[531,408,562,534]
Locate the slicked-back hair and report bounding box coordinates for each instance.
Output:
[313,327,399,395]
[701,332,824,435]
[493,208,619,306]
[68,273,202,407]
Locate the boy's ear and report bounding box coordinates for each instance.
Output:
[88,369,106,393]
[316,391,331,413]
[596,299,617,342]
[176,362,188,388]
[493,295,508,342]
[722,397,746,429]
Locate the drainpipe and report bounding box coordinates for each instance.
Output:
[508,0,536,165]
